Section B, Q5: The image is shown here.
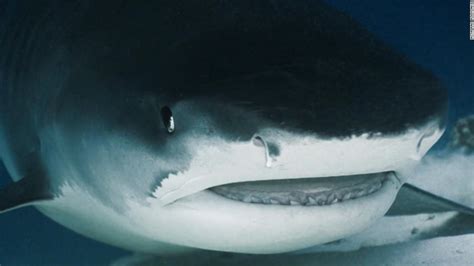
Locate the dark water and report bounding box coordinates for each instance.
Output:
[0,0,472,265]
[325,0,474,148]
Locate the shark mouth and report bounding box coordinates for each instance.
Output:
[209,172,393,206]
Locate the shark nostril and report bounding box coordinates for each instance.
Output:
[252,135,273,168]
[252,135,265,147]
[416,128,437,157]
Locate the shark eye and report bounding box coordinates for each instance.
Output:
[160,106,175,133]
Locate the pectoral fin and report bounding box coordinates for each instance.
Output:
[387,183,474,216]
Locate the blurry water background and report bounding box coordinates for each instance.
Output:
[0,0,472,264]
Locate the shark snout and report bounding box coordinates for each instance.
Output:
[153,119,444,206]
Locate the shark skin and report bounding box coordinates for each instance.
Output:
[0,0,457,255]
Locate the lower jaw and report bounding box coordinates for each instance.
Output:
[209,172,396,207]
[163,174,401,254]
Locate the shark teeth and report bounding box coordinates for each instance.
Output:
[210,173,388,206]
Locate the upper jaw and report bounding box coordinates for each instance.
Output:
[152,121,443,206]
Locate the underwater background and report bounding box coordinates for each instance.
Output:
[0,0,472,265]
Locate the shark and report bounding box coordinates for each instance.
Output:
[0,0,472,256]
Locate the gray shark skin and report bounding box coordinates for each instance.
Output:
[0,0,462,255]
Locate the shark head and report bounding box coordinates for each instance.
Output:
[0,0,447,255]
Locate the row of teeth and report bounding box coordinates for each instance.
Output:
[210,178,386,206]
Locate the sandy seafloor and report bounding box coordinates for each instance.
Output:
[111,235,474,266]
[0,0,473,265]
